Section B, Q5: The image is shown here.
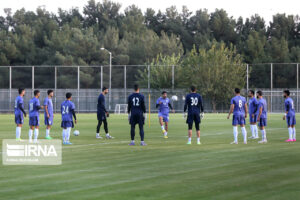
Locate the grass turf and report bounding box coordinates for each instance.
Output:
[0,113,299,200]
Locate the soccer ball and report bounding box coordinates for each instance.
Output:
[171,95,178,101]
[73,130,80,136]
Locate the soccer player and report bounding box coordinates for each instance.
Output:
[283,90,296,142]
[248,90,259,139]
[256,91,268,144]
[15,88,26,141]
[184,86,204,145]
[128,84,146,146]
[96,87,113,139]
[61,93,77,145]
[44,90,54,139]
[156,91,174,139]
[28,90,44,143]
[227,88,248,144]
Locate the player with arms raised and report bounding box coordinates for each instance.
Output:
[128,84,146,146]
[184,86,204,145]
[156,91,174,139]
[28,90,44,143]
[227,88,248,144]
[256,91,268,144]
[15,88,26,141]
[44,90,54,139]
[283,90,296,142]
[61,93,77,145]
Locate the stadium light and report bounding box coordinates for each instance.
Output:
[100,47,112,111]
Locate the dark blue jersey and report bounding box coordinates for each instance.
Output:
[97,93,107,114]
[184,93,204,114]
[128,93,146,114]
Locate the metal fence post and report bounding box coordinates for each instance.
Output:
[246,64,249,92]
[54,66,57,113]
[32,66,34,96]
[100,65,103,90]
[9,66,12,110]
[270,63,273,112]
[124,65,127,104]
[148,65,150,92]
[297,63,299,112]
[172,65,175,91]
[77,66,80,113]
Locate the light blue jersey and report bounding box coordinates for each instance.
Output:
[258,98,267,119]
[156,97,170,115]
[285,97,295,117]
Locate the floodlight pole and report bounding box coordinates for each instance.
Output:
[100,48,112,111]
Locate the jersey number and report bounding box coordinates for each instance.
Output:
[15,100,17,108]
[239,100,243,108]
[191,97,198,106]
[29,103,33,111]
[62,106,69,114]
[132,97,140,106]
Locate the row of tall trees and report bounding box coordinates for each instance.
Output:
[0,0,299,66]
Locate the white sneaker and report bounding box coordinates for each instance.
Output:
[106,135,114,139]
[29,139,33,143]
[230,141,238,144]
[248,136,255,139]
[258,140,267,144]
[254,136,259,139]
[96,135,103,139]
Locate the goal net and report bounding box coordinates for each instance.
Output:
[114,104,128,114]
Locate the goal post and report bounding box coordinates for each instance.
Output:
[114,104,128,114]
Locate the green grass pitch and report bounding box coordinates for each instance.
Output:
[0,113,299,200]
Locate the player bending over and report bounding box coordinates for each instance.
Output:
[256,91,268,144]
[28,90,44,143]
[248,90,259,139]
[128,84,146,146]
[15,88,26,141]
[227,88,248,144]
[184,86,204,145]
[283,90,296,142]
[96,87,113,139]
[156,91,174,139]
[61,93,77,145]
[44,90,54,139]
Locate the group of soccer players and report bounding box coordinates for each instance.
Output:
[228,88,296,144]
[14,85,296,145]
[14,88,77,144]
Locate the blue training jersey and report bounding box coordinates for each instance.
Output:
[249,97,258,115]
[128,93,146,114]
[231,95,246,116]
[29,97,41,117]
[184,93,203,114]
[156,97,170,114]
[285,97,295,117]
[14,96,24,116]
[44,97,53,117]
[61,100,75,122]
[257,98,267,119]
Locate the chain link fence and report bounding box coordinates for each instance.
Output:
[0,64,299,113]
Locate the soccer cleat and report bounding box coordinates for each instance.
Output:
[162,129,166,134]
[106,135,114,139]
[254,136,259,139]
[197,141,201,145]
[65,141,72,145]
[248,136,255,139]
[16,138,23,141]
[29,139,33,143]
[164,135,168,139]
[45,136,53,140]
[285,139,294,142]
[63,141,66,145]
[187,141,191,145]
[129,141,135,146]
[293,139,297,142]
[96,135,103,139]
[140,141,147,146]
[258,140,267,144]
[230,141,238,144]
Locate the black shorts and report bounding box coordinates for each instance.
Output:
[97,112,106,121]
[130,113,144,125]
[186,113,201,125]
